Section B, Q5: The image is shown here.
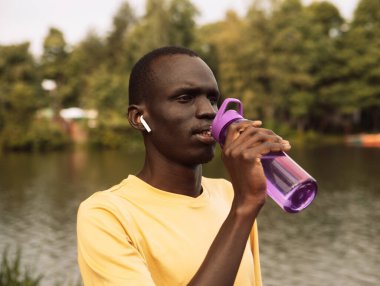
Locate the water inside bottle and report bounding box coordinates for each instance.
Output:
[261,152,317,212]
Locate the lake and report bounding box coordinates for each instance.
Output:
[0,145,379,285]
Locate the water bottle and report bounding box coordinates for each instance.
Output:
[211,98,317,213]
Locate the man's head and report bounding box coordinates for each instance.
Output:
[129,46,200,105]
[128,46,219,166]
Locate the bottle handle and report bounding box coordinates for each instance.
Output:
[217,98,243,116]
[212,98,244,144]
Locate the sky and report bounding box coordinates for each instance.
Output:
[0,0,359,56]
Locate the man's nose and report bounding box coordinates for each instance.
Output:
[195,96,217,119]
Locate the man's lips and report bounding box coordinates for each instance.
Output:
[192,125,212,135]
[192,125,216,144]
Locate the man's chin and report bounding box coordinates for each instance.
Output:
[198,147,216,164]
[181,145,216,166]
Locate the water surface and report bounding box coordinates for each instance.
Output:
[0,146,379,285]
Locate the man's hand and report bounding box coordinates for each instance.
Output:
[222,120,291,216]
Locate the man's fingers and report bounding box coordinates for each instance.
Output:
[251,120,262,127]
[223,120,291,154]
[223,122,291,157]
[224,120,259,146]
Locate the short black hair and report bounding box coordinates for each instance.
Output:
[128,46,199,105]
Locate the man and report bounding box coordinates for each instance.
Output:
[77,46,291,285]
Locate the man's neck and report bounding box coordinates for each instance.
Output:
[137,154,203,198]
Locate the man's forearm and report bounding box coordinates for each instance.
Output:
[188,199,263,286]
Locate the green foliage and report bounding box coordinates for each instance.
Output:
[0,248,83,286]
[198,11,247,102]
[27,119,71,151]
[1,0,380,151]
[0,43,42,120]
[352,0,380,31]
[0,249,42,286]
[41,28,68,80]
[87,111,137,149]
[125,0,197,60]
[106,2,136,69]
[328,0,380,132]
[197,0,379,133]
[81,65,129,113]
[0,43,49,151]
[89,126,130,149]
[1,118,70,151]
[167,0,199,46]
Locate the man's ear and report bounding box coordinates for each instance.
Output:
[127,105,148,132]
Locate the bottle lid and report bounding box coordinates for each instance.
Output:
[211,98,244,143]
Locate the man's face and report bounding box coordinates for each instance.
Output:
[144,54,220,167]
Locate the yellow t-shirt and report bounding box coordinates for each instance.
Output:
[77,175,262,285]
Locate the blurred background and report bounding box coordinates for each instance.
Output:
[0,0,379,285]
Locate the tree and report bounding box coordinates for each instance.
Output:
[0,43,42,149]
[41,28,68,80]
[317,0,380,133]
[198,11,247,108]
[238,2,276,123]
[64,30,107,108]
[106,2,136,70]
[167,0,198,46]
[127,0,198,61]
[303,1,345,132]
[40,27,70,111]
[346,0,380,131]
[268,0,316,132]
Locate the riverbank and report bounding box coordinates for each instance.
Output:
[2,120,380,154]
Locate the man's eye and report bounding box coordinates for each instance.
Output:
[177,95,194,103]
[208,95,219,105]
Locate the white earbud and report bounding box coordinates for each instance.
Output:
[140,115,151,133]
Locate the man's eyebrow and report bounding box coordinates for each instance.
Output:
[171,86,201,95]
[170,86,219,97]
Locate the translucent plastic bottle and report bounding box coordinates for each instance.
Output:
[211,98,317,213]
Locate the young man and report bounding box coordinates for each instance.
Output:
[77,46,291,285]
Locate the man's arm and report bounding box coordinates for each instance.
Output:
[188,121,291,286]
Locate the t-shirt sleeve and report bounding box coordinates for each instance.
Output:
[250,220,263,286]
[77,197,156,285]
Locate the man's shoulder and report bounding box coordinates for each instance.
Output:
[79,176,133,210]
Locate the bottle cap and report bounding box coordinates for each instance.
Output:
[211,98,244,143]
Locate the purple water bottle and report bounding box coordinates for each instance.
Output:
[211,98,317,213]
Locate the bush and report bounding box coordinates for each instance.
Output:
[88,124,144,151]
[0,119,71,152]
[87,112,144,150]
[27,118,71,151]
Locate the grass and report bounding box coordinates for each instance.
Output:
[0,248,43,286]
[0,248,82,286]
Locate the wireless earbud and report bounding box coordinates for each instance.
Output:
[140,115,151,133]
